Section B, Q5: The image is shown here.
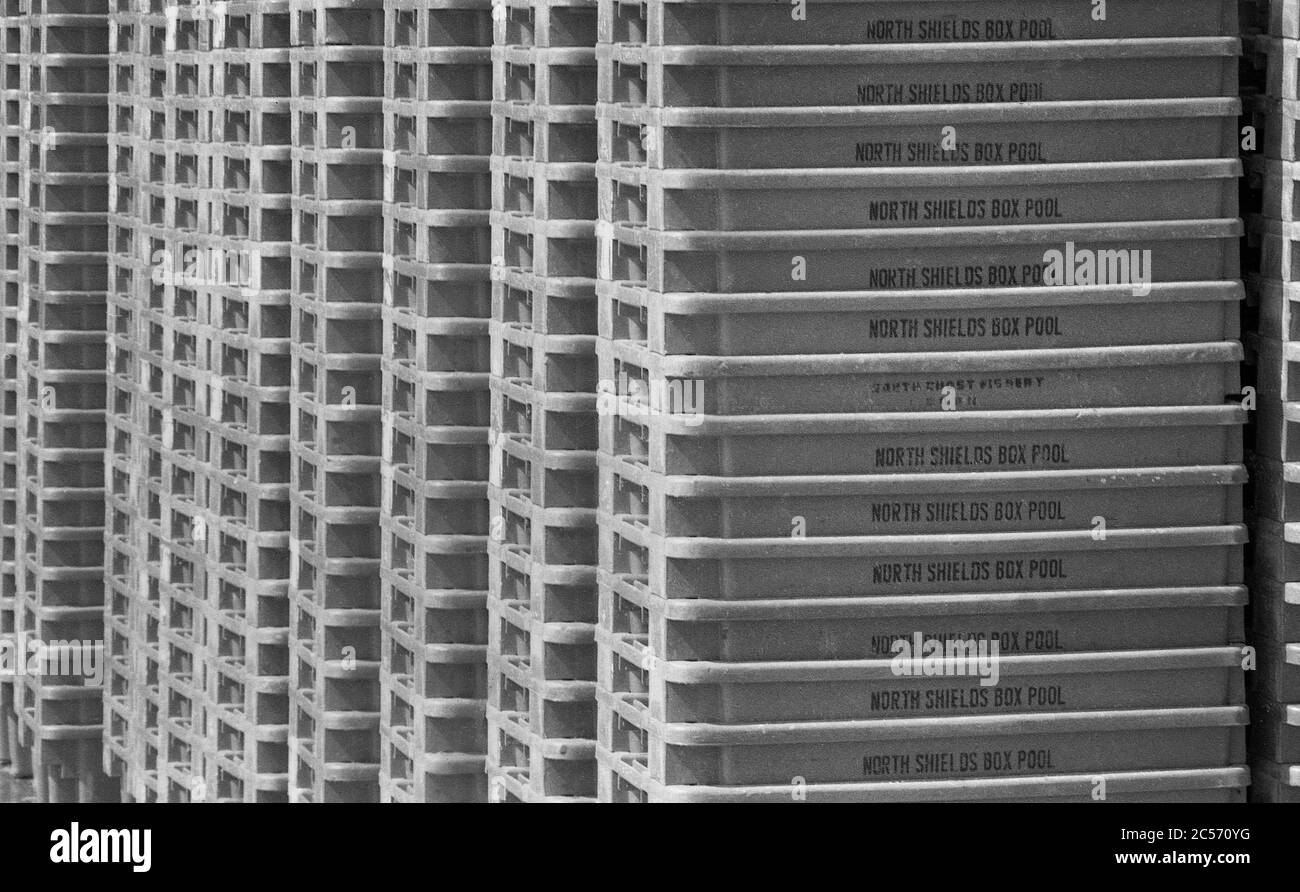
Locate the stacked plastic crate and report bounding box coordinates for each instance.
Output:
[1242,0,1300,803]
[0,0,25,779]
[487,0,600,802]
[13,0,118,802]
[199,0,295,803]
[595,0,1251,802]
[379,0,493,803]
[102,0,152,801]
[288,0,386,803]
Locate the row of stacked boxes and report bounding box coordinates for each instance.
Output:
[0,0,24,778]
[12,0,118,803]
[1241,0,1300,802]
[379,0,492,804]
[593,0,1252,802]
[487,0,600,802]
[288,0,386,803]
[102,0,153,803]
[196,0,295,804]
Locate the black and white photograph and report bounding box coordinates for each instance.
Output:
[0,0,1289,873]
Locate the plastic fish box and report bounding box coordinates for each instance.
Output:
[492,484,597,568]
[599,281,1243,356]
[495,0,597,48]
[601,458,1246,538]
[599,572,1248,661]
[493,157,597,222]
[496,213,597,282]
[495,422,597,503]
[487,705,598,801]
[598,339,1243,414]
[611,0,1240,45]
[493,325,596,395]
[492,376,598,452]
[493,45,596,107]
[597,758,1249,802]
[596,38,1241,108]
[599,98,1243,171]
[603,404,1245,477]
[385,45,492,104]
[603,219,1242,294]
[599,644,1247,724]
[494,270,598,336]
[492,312,597,388]
[596,695,1249,785]
[603,517,1246,599]
[494,99,596,163]
[489,596,597,694]
[598,159,1241,232]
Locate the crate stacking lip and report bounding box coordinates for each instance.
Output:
[606,0,1241,46]
[600,97,1244,169]
[597,38,1241,108]
[600,341,1243,414]
[600,645,1248,724]
[600,572,1248,659]
[601,281,1244,355]
[598,761,1249,802]
[602,461,1246,536]
[599,159,1241,231]
[603,219,1242,293]
[597,696,1248,785]
[602,521,1246,599]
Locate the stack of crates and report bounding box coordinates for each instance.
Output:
[131,0,212,802]
[198,0,295,803]
[1241,0,1300,802]
[595,0,1251,802]
[288,0,386,803]
[13,0,118,802]
[102,0,153,802]
[487,0,601,802]
[379,0,493,804]
[0,0,25,778]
